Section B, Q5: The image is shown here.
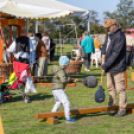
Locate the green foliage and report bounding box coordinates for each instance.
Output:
[103,0,134,32]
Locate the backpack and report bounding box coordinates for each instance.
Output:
[95,86,105,103]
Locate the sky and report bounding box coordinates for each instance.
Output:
[58,0,120,23]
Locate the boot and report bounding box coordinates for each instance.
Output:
[115,109,126,117]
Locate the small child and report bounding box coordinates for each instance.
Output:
[51,56,77,123]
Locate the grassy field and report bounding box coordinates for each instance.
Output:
[1,62,134,134]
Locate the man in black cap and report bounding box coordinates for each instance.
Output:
[101,19,127,117]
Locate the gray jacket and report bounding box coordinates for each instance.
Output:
[52,65,71,90]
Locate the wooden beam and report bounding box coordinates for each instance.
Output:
[35,103,134,120]
[35,83,76,87]
[0,115,4,134]
[65,23,75,25]
[0,19,25,27]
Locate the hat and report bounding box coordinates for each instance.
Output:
[103,19,115,28]
[59,56,70,66]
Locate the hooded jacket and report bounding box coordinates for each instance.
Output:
[52,65,71,90]
[101,24,126,72]
[81,35,95,54]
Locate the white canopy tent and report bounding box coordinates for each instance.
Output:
[0,0,87,19]
[0,0,89,32]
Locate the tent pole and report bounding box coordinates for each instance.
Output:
[35,20,38,33]
[87,11,90,33]
[59,31,62,56]
[26,20,29,34]
[9,25,13,63]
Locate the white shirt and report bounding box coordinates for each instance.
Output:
[126,34,134,46]
[7,38,34,60]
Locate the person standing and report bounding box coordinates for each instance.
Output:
[28,33,37,64]
[42,31,50,51]
[50,38,56,60]
[126,31,134,69]
[101,19,127,117]
[93,36,102,51]
[7,29,34,64]
[33,33,48,83]
[79,33,85,60]
[81,31,95,71]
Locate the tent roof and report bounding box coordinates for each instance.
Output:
[0,0,87,19]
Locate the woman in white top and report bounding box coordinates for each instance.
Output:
[126,31,134,67]
[42,31,50,51]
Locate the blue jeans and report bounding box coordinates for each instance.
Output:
[30,51,36,64]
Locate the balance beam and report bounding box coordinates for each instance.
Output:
[35,103,134,124]
[35,83,76,87]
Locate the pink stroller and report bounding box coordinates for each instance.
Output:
[6,61,33,103]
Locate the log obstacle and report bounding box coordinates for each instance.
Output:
[0,115,4,134]
[35,83,76,87]
[35,103,134,125]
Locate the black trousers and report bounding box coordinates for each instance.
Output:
[84,53,91,70]
[126,47,133,66]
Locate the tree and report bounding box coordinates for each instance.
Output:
[103,0,134,31]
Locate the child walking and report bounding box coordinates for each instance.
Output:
[51,56,77,123]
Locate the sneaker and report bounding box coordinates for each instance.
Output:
[85,68,90,71]
[65,119,76,123]
[115,109,126,117]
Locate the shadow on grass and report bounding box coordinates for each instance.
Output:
[9,93,53,102]
[74,113,112,121]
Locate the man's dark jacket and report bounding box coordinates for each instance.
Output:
[101,25,126,72]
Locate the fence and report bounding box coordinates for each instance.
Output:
[53,34,106,46]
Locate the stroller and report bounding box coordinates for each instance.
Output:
[0,61,36,103]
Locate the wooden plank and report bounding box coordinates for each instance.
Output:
[36,83,76,87]
[47,117,58,125]
[0,115,4,134]
[4,95,12,98]
[35,103,134,120]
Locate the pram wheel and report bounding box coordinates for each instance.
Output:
[2,97,8,103]
[24,95,30,103]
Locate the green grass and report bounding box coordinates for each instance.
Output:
[1,63,134,134]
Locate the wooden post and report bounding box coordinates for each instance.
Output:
[9,25,13,63]
[0,39,4,63]
[17,26,21,37]
[74,24,78,46]
[59,31,62,56]
[125,71,127,89]
[0,115,4,134]
[125,71,134,90]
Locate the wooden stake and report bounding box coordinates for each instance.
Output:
[47,117,58,125]
[0,115,4,134]
[35,83,76,87]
